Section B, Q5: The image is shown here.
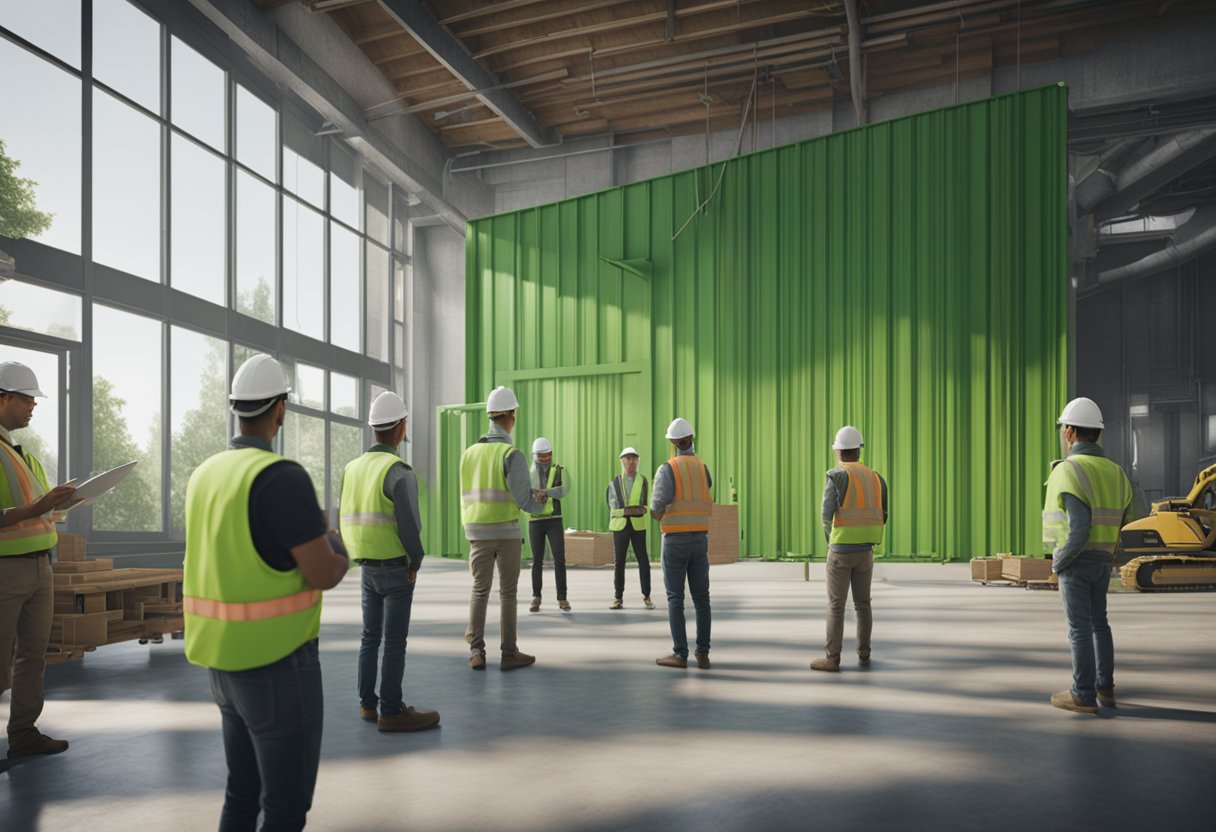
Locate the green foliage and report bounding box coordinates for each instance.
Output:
[11,424,57,484]
[0,139,54,239]
[92,376,161,531]
[237,276,274,324]
[169,338,229,531]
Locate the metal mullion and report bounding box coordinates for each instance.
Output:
[80,0,96,537]
[227,70,236,314]
[0,25,83,79]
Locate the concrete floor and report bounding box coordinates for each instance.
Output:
[2,559,1214,832]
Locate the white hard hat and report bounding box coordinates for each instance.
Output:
[832,425,864,450]
[230,354,291,416]
[665,418,694,440]
[368,391,408,428]
[620,447,639,458]
[1058,397,1104,430]
[0,362,46,398]
[486,386,519,413]
[532,437,552,455]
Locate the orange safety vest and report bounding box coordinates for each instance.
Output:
[829,462,885,546]
[0,440,57,555]
[660,454,711,534]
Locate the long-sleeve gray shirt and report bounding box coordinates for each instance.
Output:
[821,466,889,553]
[367,442,425,571]
[463,423,547,541]
[651,445,712,537]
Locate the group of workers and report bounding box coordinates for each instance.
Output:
[0,349,1134,831]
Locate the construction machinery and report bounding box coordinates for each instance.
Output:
[1118,463,1216,591]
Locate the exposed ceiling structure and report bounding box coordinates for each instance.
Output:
[263,0,1213,152]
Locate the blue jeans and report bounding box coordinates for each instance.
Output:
[208,640,323,832]
[661,533,711,657]
[358,564,416,717]
[1058,558,1115,704]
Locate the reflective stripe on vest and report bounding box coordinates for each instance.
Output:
[460,441,517,526]
[1042,455,1132,555]
[609,474,648,532]
[829,463,885,547]
[339,451,407,561]
[526,463,561,521]
[0,440,57,556]
[184,447,322,671]
[661,455,711,534]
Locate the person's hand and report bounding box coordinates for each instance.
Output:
[409,570,418,583]
[36,485,77,515]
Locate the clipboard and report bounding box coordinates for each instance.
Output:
[55,461,140,511]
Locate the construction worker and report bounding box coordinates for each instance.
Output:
[651,418,713,669]
[0,362,76,759]
[606,447,654,610]
[460,386,546,671]
[184,354,348,830]
[1043,397,1133,715]
[527,436,571,613]
[812,426,889,672]
[339,391,438,733]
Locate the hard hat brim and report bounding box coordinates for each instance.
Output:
[1,386,47,398]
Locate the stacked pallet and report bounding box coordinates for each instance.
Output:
[970,555,1058,590]
[47,533,184,665]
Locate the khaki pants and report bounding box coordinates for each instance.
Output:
[0,555,54,746]
[824,549,873,661]
[465,538,522,657]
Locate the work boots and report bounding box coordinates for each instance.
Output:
[694,651,711,670]
[6,732,69,758]
[810,657,841,672]
[1097,688,1116,707]
[378,706,441,733]
[529,597,541,613]
[656,654,687,668]
[1050,690,1099,714]
[643,596,655,609]
[501,651,536,672]
[610,598,624,610]
[359,706,378,722]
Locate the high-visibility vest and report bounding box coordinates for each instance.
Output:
[460,440,518,527]
[526,463,562,521]
[660,455,711,534]
[609,474,648,532]
[184,448,322,671]
[0,439,57,556]
[1042,454,1132,555]
[339,451,408,561]
[828,462,886,547]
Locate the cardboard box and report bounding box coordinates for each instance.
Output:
[970,558,1004,582]
[50,611,121,647]
[564,531,614,566]
[1000,556,1054,583]
[708,504,739,564]
[55,533,87,562]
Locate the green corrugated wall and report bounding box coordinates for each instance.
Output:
[452,85,1069,561]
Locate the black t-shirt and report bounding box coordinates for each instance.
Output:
[248,459,327,572]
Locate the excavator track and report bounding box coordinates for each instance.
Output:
[1120,556,1216,592]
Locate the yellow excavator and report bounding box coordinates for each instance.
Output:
[1118,463,1216,591]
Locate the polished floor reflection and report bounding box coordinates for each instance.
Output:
[3,560,1214,831]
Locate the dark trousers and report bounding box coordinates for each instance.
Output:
[208,640,323,832]
[612,525,651,599]
[1058,558,1115,704]
[529,517,567,600]
[358,564,416,717]
[661,533,711,657]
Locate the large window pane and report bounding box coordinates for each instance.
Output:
[0,279,81,340]
[392,190,409,254]
[0,0,80,67]
[236,84,275,181]
[330,372,357,418]
[329,222,360,353]
[0,39,82,253]
[236,170,276,323]
[171,36,225,150]
[93,89,160,280]
[283,112,324,208]
[365,174,389,246]
[93,0,159,112]
[289,361,324,410]
[329,143,359,228]
[171,135,226,305]
[93,304,162,531]
[4,345,62,483]
[169,327,227,531]
[393,258,405,323]
[365,243,389,361]
[282,410,325,506]
[282,195,323,339]
[330,421,362,516]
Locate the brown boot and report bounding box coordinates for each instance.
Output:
[810,657,841,672]
[610,598,624,609]
[469,654,486,670]
[694,651,711,669]
[378,706,440,733]
[529,597,541,613]
[501,651,536,671]
[643,596,655,609]
[558,599,572,612]
[858,654,871,667]
[656,653,687,668]
[1050,690,1099,714]
[6,732,69,758]
[359,706,378,722]
[1097,688,1116,707]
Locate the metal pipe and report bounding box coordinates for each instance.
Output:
[844,0,866,125]
[1098,203,1216,285]
[448,136,676,174]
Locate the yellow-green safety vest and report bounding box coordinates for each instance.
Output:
[184,448,322,671]
[0,439,57,556]
[339,451,408,562]
[1042,454,1132,555]
[609,474,648,532]
[526,463,562,521]
[828,463,886,547]
[460,440,517,527]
